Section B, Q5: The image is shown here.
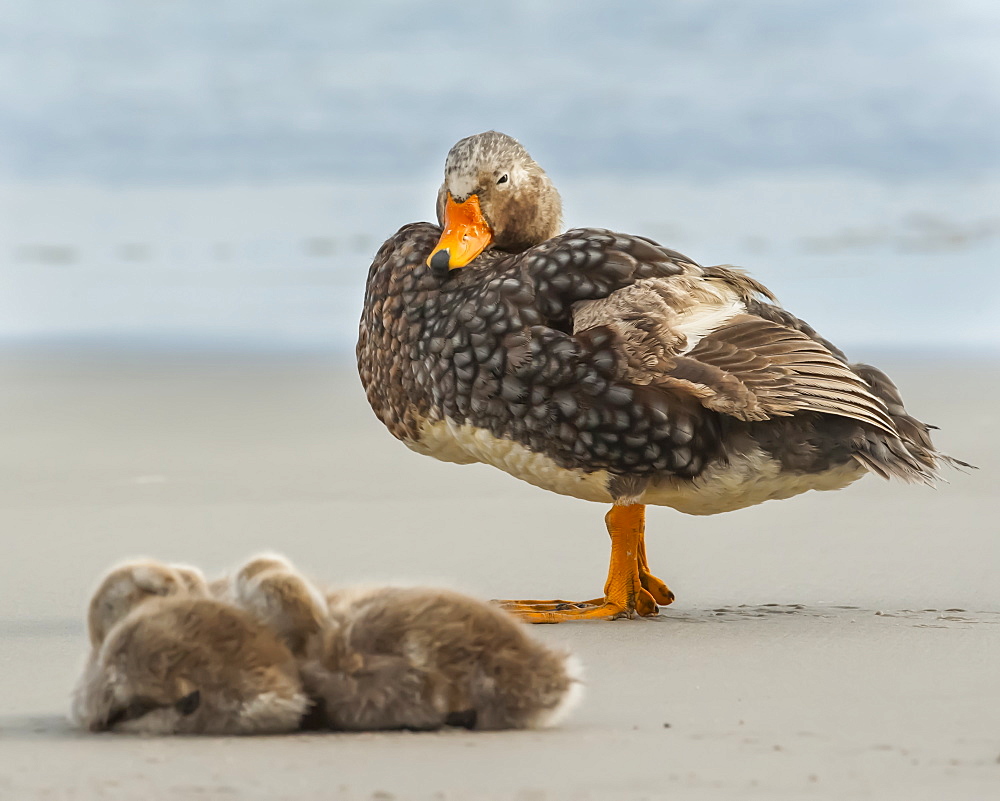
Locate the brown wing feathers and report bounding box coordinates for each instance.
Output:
[680,316,899,435]
[568,259,953,483]
[667,313,964,483]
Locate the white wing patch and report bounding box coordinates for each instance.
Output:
[674,293,746,354]
[573,275,747,360]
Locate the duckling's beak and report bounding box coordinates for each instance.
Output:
[427,193,493,275]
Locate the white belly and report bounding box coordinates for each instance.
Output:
[641,447,867,515]
[408,420,866,514]
[409,418,614,503]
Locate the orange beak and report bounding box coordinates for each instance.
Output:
[427,193,493,273]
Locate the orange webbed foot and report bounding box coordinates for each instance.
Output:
[495,504,672,623]
[497,587,661,622]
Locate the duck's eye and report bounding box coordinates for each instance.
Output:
[497,174,509,185]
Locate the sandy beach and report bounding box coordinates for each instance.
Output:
[0,345,997,800]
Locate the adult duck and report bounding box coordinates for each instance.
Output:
[357,131,959,622]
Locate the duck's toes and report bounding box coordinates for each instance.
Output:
[495,588,662,623]
[501,598,632,623]
[639,569,675,606]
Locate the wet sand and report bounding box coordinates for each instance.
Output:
[0,346,997,800]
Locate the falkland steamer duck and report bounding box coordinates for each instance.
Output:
[357,131,960,622]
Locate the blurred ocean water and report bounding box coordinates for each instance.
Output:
[1,1,998,350]
[2,175,998,350]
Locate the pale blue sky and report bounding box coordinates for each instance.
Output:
[1,0,997,183]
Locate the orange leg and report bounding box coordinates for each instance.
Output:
[497,504,672,623]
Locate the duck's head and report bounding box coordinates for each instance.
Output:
[428,131,563,275]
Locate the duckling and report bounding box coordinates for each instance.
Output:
[172,563,209,595]
[86,559,208,648]
[228,553,583,730]
[300,585,584,731]
[72,596,309,735]
[230,552,328,656]
[205,553,296,602]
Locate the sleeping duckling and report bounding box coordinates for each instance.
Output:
[86,559,208,647]
[72,596,309,734]
[303,585,583,731]
[172,563,209,595]
[227,553,583,731]
[205,553,301,603]
[230,552,328,656]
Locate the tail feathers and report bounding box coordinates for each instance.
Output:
[850,363,973,483]
[851,433,937,485]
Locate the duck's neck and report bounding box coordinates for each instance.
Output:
[493,173,563,253]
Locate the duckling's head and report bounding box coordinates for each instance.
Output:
[86,560,207,647]
[76,597,309,735]
[232,551,296,585]
[231,553,329,656]
[428,131,562,274]
[171,563,210,596]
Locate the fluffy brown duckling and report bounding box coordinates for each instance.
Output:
[357,130,966,622]
[307,585,583,731]
[73,596,309,734]
[230,552,328,656]
[85,559,209,647]
[229,554,583,731]
[73,559,309,735]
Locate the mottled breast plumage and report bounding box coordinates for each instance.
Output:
[358,224,721,478]
[359,201,960,510]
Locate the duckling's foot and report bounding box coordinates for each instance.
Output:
[496,504,662,623]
